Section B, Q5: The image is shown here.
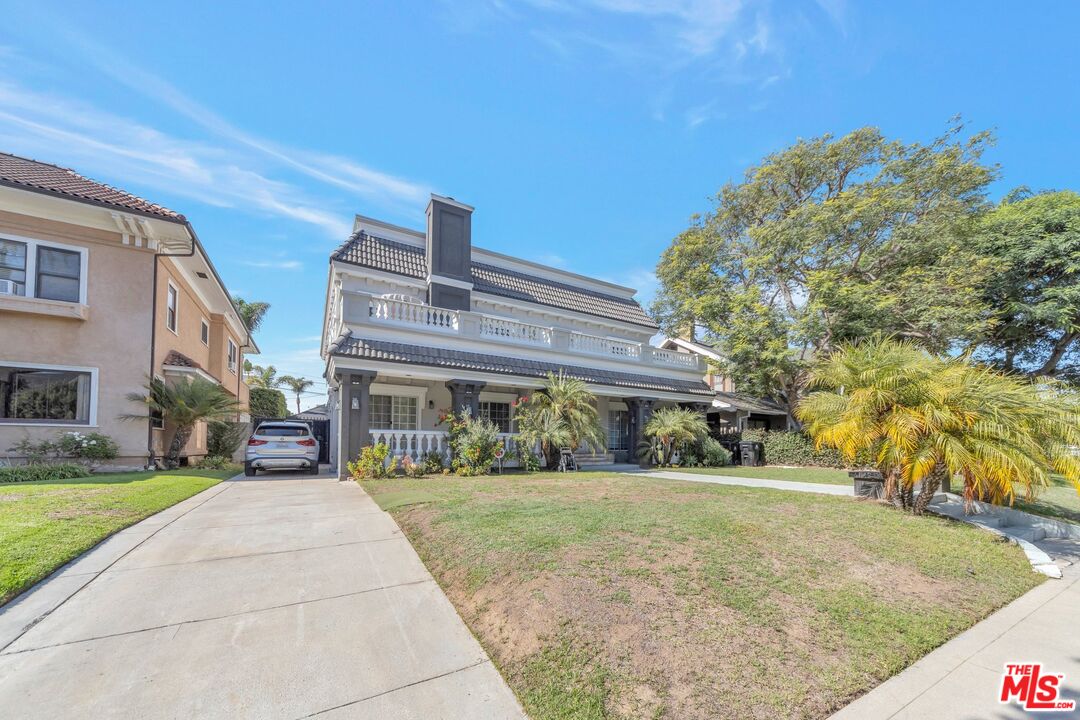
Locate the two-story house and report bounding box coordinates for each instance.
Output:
[320,194,714,472]
[0,153,256,468]
[658,336,791,433]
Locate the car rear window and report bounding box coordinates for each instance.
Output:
[256,425,309,437]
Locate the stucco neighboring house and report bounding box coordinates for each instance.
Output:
[0,152,257,468]
[658,337,791,433]
[320,194,714,472]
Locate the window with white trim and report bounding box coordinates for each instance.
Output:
[0,236,86,303]
[478,401,511,433]
[369,395,418,430]
[166,283,178,332]
[0,364,93,424]
[227,338,237,373]
[200,319,210,346]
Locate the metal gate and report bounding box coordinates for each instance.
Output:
[252,417,330,464]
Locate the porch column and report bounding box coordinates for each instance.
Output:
[626,397,655,468]
[339,370,376,476]
[445,379,486,418]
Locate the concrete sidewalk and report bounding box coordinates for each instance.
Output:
[0,472,525,720]
[831,564,1080,719]
[639,469,855,496]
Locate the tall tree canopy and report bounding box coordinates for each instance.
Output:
[233,297,270,333]
[972,189,1080,380]
[652,124,997,413]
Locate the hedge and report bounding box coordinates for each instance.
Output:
[249,387,288,418]
[0,463,88,483]
[741,429,854,468]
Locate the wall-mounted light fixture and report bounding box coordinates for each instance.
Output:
[351,397,360,410]
[428,400,435,410]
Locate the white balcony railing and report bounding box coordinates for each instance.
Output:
[650,348,699,369]
[479,315,552,347]
[369,296,459,332]
[568,332,641,359]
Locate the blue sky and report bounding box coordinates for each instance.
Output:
[2,2,1078,408]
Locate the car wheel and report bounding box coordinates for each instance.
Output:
[308,462,320,475]
[244,462,257,477]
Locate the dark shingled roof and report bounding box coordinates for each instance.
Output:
[330,333,712,397]
[0,152,184,221]
[163,350,200,369]
[331,231,658,329]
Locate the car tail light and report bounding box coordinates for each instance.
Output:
[248,438,268,446]
[297,438,316,447]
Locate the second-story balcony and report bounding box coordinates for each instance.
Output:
[337,292,704,373]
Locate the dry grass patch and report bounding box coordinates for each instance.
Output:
[365,472,1042,720]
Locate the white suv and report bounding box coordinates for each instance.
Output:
[244,421,320,476]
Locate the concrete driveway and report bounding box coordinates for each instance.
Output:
[0,471,525,720]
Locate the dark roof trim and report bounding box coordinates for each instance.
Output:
[330,333,713,397]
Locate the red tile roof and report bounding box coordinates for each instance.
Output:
[0,152,184,221]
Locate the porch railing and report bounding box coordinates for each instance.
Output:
[368,429,531,467]
[650,348,699,368]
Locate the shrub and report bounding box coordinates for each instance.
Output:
[56,431,119,468]
[0,463,87,483]
[449,414,501,476]
[421,450,445,474]
[401,455,426,478]
[347,443,398,480]
[741,429,848,468]
[198,455,236,470]
[699,437,732,467]
[249,387,288,418]
[208,421,249,459]
[8,438,59,464]
[516,445,542,472]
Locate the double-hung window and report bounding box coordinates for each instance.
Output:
[369,395,418,430]
[0,364,95,425]
[478,401,511,433]
[166,283,178,333]
[227,338,237,373]
[200,319,210,346]
[0,236,86,303]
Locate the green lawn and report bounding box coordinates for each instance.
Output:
[1015,475,1080,524]
[0,467,237,605]
[669,465,852,485]
[364,472,1041,720]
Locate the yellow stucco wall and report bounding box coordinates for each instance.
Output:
[0,209,155,464]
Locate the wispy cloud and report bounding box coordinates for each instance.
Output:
[241,259,304,271]
[0,82,352,237]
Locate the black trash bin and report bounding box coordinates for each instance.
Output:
[738,441,764,467]
[849,470,885,499]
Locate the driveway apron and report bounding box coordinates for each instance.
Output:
[0,472,525,720]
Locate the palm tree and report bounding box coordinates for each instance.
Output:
[514,372,605,468]
[798,337,1080,514]
[233,297,270,333]
[642,407,709,466]
[246,364,280,389]
[125,377,240,469]
[279,375,314,414]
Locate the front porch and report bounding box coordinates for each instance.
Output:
[327,370,702,474]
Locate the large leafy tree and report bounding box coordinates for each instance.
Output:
[246,364,280,390]
[653,124,997,414]
[798,337,1080,514]
[972,189,1080,380]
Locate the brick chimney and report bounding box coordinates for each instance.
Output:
[425,194,474,311]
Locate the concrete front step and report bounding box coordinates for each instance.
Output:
[1009,526,1047,542]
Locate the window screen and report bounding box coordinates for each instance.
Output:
[36,246,81,302]
[0,239,27,296]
